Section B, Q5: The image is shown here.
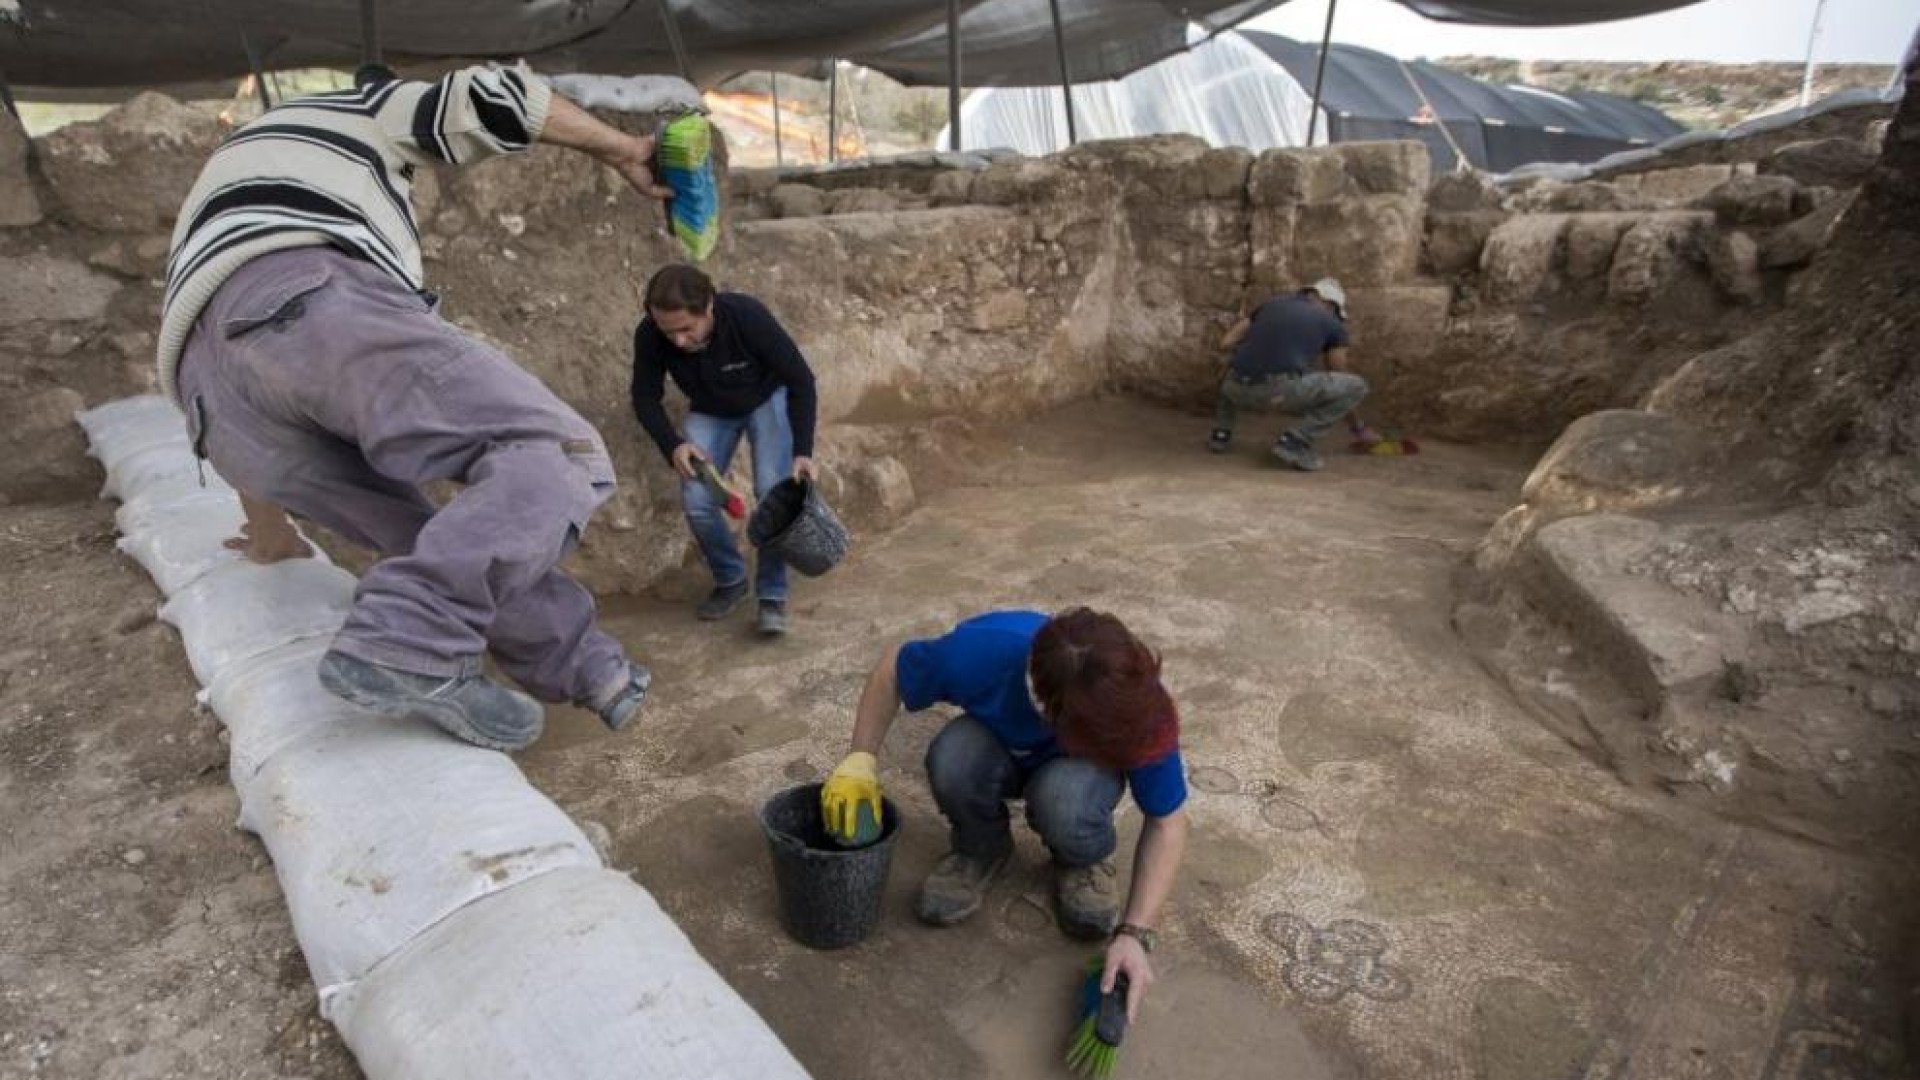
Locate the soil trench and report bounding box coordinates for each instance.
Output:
[2,399,1910,1079]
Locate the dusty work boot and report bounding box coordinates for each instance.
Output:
[595,661,653,733]
[756,599,788,638]
[318,650,543,752]
[696,580,750,621]
[1053,860,1121,941]
[1270,431,1324,472]
[1206,428,1233,454]
[915,847,1011,927]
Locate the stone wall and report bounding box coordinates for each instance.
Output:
[0,92,1881,596]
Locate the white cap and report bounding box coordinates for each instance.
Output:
[1309,277,1347,320]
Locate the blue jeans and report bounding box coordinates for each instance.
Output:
[924,716,1124,866]
[681,388,792,602]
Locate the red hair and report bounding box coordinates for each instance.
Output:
[1028,608,1179,771]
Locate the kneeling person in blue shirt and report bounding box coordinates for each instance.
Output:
[824,608,1189,1009]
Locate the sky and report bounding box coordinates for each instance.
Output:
[1247,0,1918,64]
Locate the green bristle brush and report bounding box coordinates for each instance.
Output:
[1065,955,1130,1078]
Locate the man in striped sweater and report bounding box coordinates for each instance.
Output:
[163,63,669,752]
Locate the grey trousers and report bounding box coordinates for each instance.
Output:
[176,247,630,709]
[1212,370,1370,442]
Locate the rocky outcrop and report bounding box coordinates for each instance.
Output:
[37,92,223,233]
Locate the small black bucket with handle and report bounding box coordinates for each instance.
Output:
[760,784,901,949]
[747,478,850,577]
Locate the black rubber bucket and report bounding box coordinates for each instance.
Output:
[747,479,850,577]
[760,783,901,949]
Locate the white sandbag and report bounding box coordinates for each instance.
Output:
[75,395,189,475]
[116,496,250,594]
[116,476,237,536]
[206,638,359,786]
[328,868,813,1080]
[240,718,601,996]
[160,558,356,683]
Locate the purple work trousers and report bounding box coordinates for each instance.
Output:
[176,247,629,709]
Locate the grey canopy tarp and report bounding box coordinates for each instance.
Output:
[1,0,1708,92]
[1242,30,1683,172]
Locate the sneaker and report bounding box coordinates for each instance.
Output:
[1206,428,1233,454]
[318,650,543,752]
[1053,860,1121,940]
[915,847,1011,926]
[756,599,788,638]
[1270,431,1324,472]
[696,580,750,621]
[596,662,653,733]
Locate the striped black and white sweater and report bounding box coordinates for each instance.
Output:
[157,63,554,405]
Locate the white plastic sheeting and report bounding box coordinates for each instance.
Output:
[76,395,813,1080]
[949,31,1324,157]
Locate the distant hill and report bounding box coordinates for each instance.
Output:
[1435,58,1898,131]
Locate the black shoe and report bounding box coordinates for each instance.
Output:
[1207,428,1233,454]
[318,650,543,751]
[1270,431,1324,472]
[696,581,750,621]
[596,662,653,732]
[756,599,788,638]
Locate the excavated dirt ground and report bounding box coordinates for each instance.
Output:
[3,399,1913,1079]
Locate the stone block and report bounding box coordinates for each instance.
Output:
[1615,164,1735,205]
[0,387,97,503]
[1336,141,1431,196]
[1196,146,1255,200]
[1761,137,1879,189]
[1342,285,1452,362]
[728,168,782,198]
[1425,210,1505,275]
[1758,193,1854,269]
[1247,205,1295,296]
[1427,169,1502,212]
[1704,231,1763,304]
[768,183,827,218]
[1479,214,1568,304]
[1511,180,1641,214]
[825,188,900,215]
[1291,195,1423,286]
[926,170,975,204]
[970,157,1086,206]
[1606,212,1711,305]
[1562,213,1640,282]
[1521,410,1719,519]
[1249,140,1429,207]
[1523,513,1748,704]
[1695,175,1800,230]
[0,107,42,228]
[38,92,223,233]
[0,252,123,325]
[1248,146,1345,206]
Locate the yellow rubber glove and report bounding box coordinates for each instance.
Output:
[821,751,884,848]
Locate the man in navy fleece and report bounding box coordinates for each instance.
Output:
[631,264,819,638]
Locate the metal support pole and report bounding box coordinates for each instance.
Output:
[240,28,273,110]
[359,0,381,66]
[1798,0,1830,108]
[655,0,694,83]
[827,59,839,163]
[771,73,784,168]
[1305,0,1339,146]
[0,66,19,123]
[946,0,962,151]
[1046,0,1077,146]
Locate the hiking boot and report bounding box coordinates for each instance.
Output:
[1270,431,1324,472]
[1053,860,1121,941]
[915,847,1011,927]
[756,599,788,638]
[318,650,543,752]
[596,662,653,733]
[1206,428,1233,454]
[696,580,750,621]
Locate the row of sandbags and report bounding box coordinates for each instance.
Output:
[78,395,811,1080]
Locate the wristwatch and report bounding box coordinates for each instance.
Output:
[1112,922,1157,953]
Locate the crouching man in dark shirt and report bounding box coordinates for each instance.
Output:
[630,265,820,637]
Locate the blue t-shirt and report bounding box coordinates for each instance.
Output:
[895,610,1188,818]
[1230,293,1349,378]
